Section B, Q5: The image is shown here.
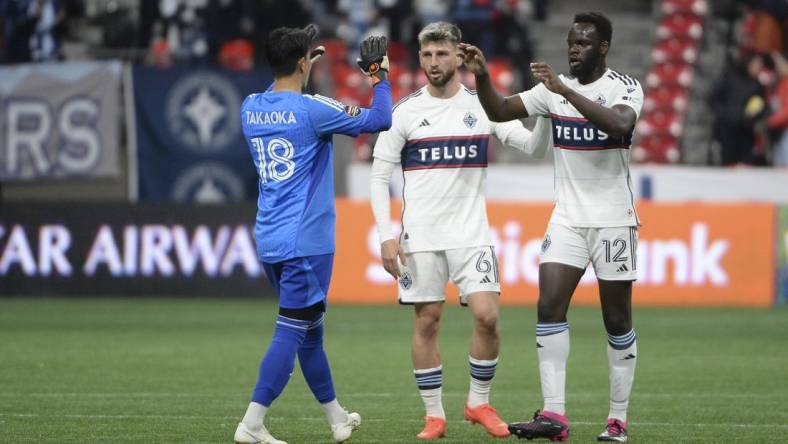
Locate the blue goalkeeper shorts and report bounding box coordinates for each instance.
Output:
[262,253,334,309]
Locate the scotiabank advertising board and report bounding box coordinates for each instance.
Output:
[0,204,273,297]
[332,200,775,307]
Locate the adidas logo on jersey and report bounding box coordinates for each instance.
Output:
[616,263,630,273]
[479,275,492,284]
[419,119,430,127]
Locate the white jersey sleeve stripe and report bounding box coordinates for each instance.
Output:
[310,95,344,112]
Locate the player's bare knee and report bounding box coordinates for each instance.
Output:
[414,306,441,339]
[414,317,440,340]
[536,299,567,323]
[473,310,499,335]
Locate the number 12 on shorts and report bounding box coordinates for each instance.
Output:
[251,136,296,183]
[601,239,628,263]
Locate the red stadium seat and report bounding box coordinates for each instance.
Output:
[387,41,408,64]
[388,66,415,91]
[635,109,683,138]
[219,39,255,71]
[661,0,708,16]
[632,133,681,163]
[643,85,688,113]
[322,39,348,63]
[656,13,703,40]
[646,62,694,87]
[335,86,365,106]
[331,62,366,90]
[651,38,698,64]
[488,59,515,95]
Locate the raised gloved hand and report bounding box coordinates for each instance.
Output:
[356,36,389,84]
[303,24,325,62]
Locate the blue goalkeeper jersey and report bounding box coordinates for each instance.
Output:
[241,81,392,263]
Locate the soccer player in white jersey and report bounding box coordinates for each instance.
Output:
[460,11,643,442]
[370,22,552,440]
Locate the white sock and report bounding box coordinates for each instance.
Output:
[420,388,445,419]
[468,356,498,407]
[321,399,349,425]
[536,322,570,415]
[241,401,268,430]
[607,330,637,423]
[414,366,445,419]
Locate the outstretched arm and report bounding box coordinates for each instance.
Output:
[530,62,636,136]
[493,116,552,158]
[459,43,529,122]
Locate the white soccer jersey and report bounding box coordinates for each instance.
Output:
[519,68,644,227]
[373,85,535,253]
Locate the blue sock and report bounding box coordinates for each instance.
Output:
[251,315,310,406]
[298,313,337,404]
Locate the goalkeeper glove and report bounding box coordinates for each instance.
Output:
[303,24,325,62]
[356,36,389,84]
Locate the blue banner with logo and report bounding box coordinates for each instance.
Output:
[133,66,271,202]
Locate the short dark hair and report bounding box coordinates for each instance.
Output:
[264,27,310,77]
[574,12,613,45]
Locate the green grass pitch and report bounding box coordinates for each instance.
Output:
[0,299,786,443]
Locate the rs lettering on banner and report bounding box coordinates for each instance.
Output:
[0,62,121,180]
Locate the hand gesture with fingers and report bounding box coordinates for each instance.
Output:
[458,43,488,76]
[530,62,569,95]
[380,238,407,279]
[357,36,390,84]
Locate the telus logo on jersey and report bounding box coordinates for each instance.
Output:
[550,114,632,150]
[401,135,490,171]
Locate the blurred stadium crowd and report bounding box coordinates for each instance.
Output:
[0,0,787,166]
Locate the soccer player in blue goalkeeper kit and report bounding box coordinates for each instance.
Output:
[233,25,392,444]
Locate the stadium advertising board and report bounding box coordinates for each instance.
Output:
[0,61,121,181]
[0,204,274,298]
[133,66,270,202]
[332,200,775,307]
[779,207,788,305]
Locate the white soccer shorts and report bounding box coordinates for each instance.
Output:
[397,246,501,305]
[539,223,638,281]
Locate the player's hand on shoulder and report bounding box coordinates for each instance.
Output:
[380,238,405,278]
[458,43,488,76]
[357,36,389,84]
[530,62,569,95]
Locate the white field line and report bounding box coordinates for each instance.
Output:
[0,412,786,429]
[0,392,784,399]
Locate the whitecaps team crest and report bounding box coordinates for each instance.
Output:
[463,112,478,129]
[594,94,607,106]
[541,234,552,253]
[399,271,413,290]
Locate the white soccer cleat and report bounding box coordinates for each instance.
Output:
[331,411,361,443]
[233,422,287,444]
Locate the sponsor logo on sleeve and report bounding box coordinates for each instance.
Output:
[344,105,361,117]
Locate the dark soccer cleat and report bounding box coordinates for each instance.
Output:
[597,418,628,442]
[508,410,569,441]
